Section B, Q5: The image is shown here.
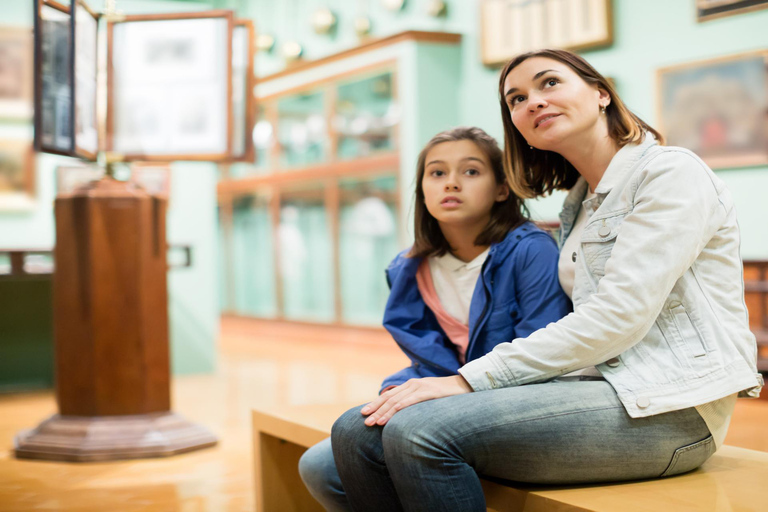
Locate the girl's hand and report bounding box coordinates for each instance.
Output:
[361,375,473,426]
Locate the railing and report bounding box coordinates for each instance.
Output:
[0,245,193,278]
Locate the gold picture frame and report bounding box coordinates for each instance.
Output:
[696,0,768,22]
[656,50,768,169]
[0,27,34,121]
[0,138,35,211]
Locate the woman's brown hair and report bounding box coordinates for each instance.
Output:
[408,126,528,258]
[498,49,665,199]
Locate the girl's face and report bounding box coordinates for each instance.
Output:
[503,57,610,152]
[421,140,509,228]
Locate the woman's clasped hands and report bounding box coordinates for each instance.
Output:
[361,375,474,426]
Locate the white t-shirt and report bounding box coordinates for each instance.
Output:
[428,248,490,325]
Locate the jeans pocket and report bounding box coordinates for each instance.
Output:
[660,435,716,477]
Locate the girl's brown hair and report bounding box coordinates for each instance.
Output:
[409,126,528,258]
[498,49,665,199]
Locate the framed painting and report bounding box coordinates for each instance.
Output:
[657,50,768,169]
[73,0,99,160]
[480,0,613,67]
[696,0,768,22]
[0,138,35,211]
[34,0,74,156]
[107,10,234,161]
[230,19,255,162]
[0,27,34,120]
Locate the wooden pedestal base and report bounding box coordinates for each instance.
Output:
[14,412,218,462]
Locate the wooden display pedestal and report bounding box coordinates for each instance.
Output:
[14,177,217,462]
[14,412,217,462]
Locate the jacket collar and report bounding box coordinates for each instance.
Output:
[558,135,658,243]
[595,134,659,195]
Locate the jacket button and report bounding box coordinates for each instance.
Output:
[606,357,620,368]
[571,252,577,262]
[636,397,650,409]
[598,226,611,237]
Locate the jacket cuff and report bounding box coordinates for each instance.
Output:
[458,352,519,391]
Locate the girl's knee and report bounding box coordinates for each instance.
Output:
[299,438,341,493]
[382,407,441,455]
[331,405,368,445]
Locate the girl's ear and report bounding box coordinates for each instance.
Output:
[496,183,510,202]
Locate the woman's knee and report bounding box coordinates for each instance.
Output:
[381,405,446,458]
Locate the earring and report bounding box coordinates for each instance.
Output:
[529,145,533,150]
[600,105,606,114]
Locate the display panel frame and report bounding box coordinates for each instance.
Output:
[34,0,74,156]
[106,10,234,162]
[72,0,99,160]
[230,19,255,163]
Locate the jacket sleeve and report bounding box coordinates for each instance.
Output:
[460,150,726,391]
[512,233,573,339]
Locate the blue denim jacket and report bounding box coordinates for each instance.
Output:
[461,136,763,417]
[381,221,571,392]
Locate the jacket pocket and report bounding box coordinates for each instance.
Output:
[670,303,707,358]
[660,435,715,477]
[581,211,626,277]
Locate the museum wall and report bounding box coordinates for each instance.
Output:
[232,0,768,258]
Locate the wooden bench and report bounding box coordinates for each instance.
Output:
[252,404,768,512]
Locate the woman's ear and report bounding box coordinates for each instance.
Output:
[496,183,511,202]
[597,86,611,107]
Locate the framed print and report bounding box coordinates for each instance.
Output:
[0,138,35,211]
[657,50,768,169]
[230,19,255,162]
[73,0,99,160]
[130,162,171,200]
[696,0,768,22]
[480,0,613,67]
[56,162,171,202]
[0,27,34,120]
[34,0,74,155]
[56,164,103,194]
[107,10,234,161]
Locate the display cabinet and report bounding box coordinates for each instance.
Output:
[218,31,461,327]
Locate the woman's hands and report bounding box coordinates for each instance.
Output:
[362,375,473,426]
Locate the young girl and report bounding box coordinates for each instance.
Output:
[299,126,571,510]
[330,50,762,512]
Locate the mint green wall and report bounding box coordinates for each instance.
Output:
[233,0,767,258]
[0,0,219,380]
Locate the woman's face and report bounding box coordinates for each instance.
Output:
[503,57,610,152]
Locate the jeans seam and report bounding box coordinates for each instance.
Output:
[450,404,624,444]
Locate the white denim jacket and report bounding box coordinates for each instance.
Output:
[460,135,763,418]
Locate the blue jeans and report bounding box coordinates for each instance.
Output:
[301,380,715,512]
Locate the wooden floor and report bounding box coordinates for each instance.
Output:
[1,317,766,511]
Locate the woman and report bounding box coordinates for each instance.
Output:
[330,49,763,512]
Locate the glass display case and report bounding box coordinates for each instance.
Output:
[339,175,399,325]
[216,31,462,327]
[335,72,398,160]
